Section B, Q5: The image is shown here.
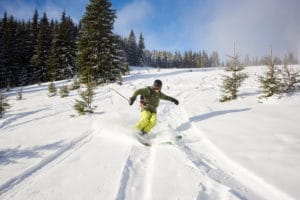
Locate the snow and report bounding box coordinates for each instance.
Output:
[1,66,300,200]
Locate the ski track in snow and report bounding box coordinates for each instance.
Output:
[0,130,94,198]
[116,146,156,200]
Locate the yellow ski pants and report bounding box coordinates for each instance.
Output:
[135,110,157,133]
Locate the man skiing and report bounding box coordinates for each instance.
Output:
[129,79,179,136]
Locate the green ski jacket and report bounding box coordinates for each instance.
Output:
[130,86,177,113]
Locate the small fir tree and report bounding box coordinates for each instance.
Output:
[48,82,57,97]
[220,45,248,102]
[74,81,95,115]
[70,75,80,90]
[259,47,281,98]
[16,87,23,100]
[0,90,10,118]
[59,85,69,97]
[279,63,300,93]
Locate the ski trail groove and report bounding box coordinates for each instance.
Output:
[115,144,156,200]
[0,130,93,196]
[142,146,156,200]
[116,151,133,200]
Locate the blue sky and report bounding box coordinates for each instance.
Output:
[1,0,300,60]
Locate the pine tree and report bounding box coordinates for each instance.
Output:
[16,87,23,100]
[48,82,57,97]
[137,33,145,66]
[0,90,10,118]
[47,21,60,81]
[210,51,220,67]
[220,45,248,102]
[70,75,81,90]
[279,63,300,93]
[31,13,51,83]
[58,11,76,79]
[1,14,17,89]
[201,50,210,68]
[14,22,28,86]
[77,0,122,84]
[0,14,6,89]
[7,16,19,88]
[27,9,39,84]
[74,81,95,115]
[258,47,281,98]
[114,35,129,75]
[59,85,69,97]
[126,30,138,66]
[173,51,182,68]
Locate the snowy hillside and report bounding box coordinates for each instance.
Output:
[1,66,300,200]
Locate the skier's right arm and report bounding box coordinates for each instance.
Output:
[129,88,148,106]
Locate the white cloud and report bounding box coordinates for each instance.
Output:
[43,1,64,21]
[113,0,153,37]
[187,0,300,60]
[1,0,35,21]
[1,0,64,21]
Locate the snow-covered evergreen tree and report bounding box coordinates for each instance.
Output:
[59,85,69,98]
[74,81,95,115]
[47,21,60,81]
[48,82,57,97]
[210,51,220,67]
[259,48,281,98]
[0,13,13,89]
[0,15,5,89]
[31,13,51,83]
[114,35,129,75]
[14,22,29,87]
[201,50,210,68]
[70,75,81,90]
[77,0,122,84]
[126,30,138,66]
[279,63,300,93]
[27,10,39,85]
[58,11,76,80]
[16,88,23,100]
[220,46,248,102]
[137,33,145,66]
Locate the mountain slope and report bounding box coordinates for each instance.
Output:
[1,66,299,200]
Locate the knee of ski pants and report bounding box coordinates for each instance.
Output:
[142,113,157,133]
[136,110,157,131]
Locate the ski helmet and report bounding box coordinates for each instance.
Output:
[153,79,162,89]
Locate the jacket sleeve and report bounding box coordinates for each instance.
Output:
[159,92,177,102]
[131,88,149,100]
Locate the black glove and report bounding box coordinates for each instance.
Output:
[172,98,179,105]
[129,97,135,105]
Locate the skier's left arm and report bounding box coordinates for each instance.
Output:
[160,92,179,105]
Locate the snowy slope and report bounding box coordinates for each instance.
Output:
[0,66,300,200]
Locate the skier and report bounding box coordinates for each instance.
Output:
[129,79,179,136]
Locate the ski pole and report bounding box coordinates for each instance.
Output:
[110,88,129,102]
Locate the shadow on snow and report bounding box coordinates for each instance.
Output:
[176,108,251,132]
[0,140,65,165]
